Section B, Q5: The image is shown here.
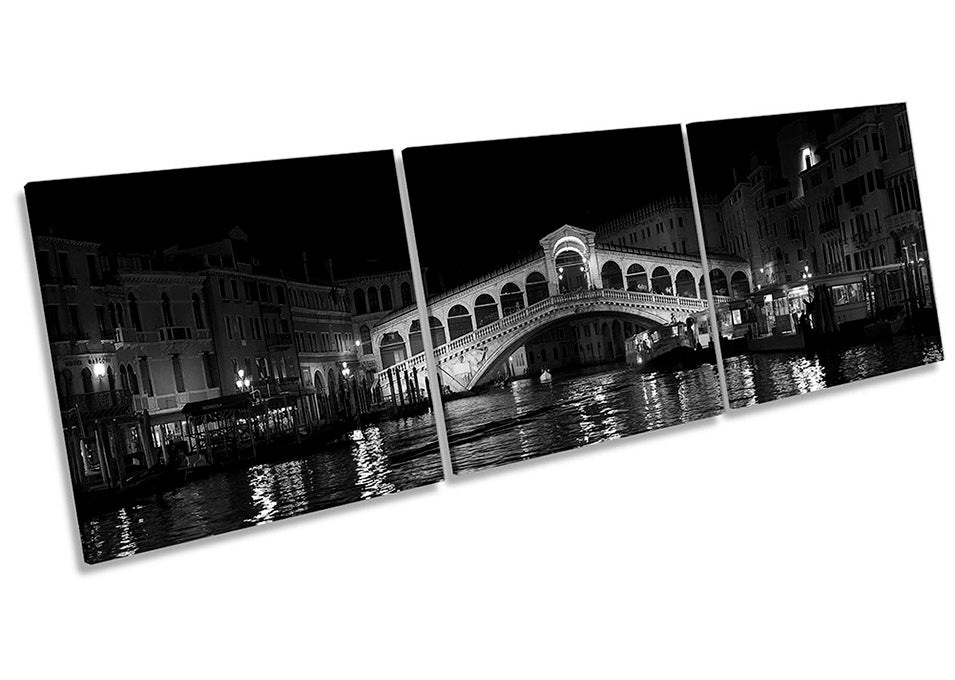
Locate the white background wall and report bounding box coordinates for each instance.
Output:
[1,2,952,678]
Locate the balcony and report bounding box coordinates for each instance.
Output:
[158,326,194,341]
[884,209,921,234]
[62,389,133,417]
[132,388,222,414]
[266,331,294,350]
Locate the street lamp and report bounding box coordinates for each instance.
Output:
[235,368,251,391]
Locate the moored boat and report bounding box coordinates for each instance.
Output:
[626,321,703,370]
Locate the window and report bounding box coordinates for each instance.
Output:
[139,357,154,397]
[192,294,205,329]
[67,305,81,335]
[36,251,53,283]
[171,355,186,393]
[225,315,234,340]
[57,252,72,280]
[202,352,219,388]
[219,279,227,299]
[160,293,174,326]
[231,280,239,299]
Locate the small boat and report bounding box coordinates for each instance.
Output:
[864,305,906,339]
[746,329,806,353]
[626,322,701,370]
[539,369,552,383]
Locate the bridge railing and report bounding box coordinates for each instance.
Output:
[378,288,710,378]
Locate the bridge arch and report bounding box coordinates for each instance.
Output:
[500,282,525,316]
[464,306,668,389]
[601,261,624,290]
[447,304,473,340]
[379,331,408,369]
[526,271,549,304]
[626,264,649,292]
[410,316,447,354]
[709,268,729,297]
[651,266,673,295]
[675,269,697,298]
[556,250,588,293]
[474,293,499,328]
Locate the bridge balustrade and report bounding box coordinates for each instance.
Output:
[378,288,710,379]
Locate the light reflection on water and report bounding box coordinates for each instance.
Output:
[80,416,443,564]
[724,333,943,408]
[444,362,724,473]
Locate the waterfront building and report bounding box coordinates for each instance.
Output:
[104,255,221,458]
[35,235,218,490]
[287,277,362,422]
[165,230,312,434]
[711,105,932,306]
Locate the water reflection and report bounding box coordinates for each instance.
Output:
[445,362,723,473]
[80,416,443,563]
[724,333,943,408]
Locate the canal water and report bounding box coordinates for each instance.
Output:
[444,362,724,473]
[80,415,443,564]
[723,333,944,409]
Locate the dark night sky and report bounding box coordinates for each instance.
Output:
[24,150,410,280]
[403,125,692,290]
[687,105,872,196]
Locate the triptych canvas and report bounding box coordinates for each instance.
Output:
[26,103,943,563]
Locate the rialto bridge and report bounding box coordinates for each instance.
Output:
[367,225,751,395]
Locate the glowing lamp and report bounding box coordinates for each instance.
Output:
[92,363,107,378]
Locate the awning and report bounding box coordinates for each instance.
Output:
[181,393,253,417]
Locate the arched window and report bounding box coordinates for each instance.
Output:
[651,267,673,295]
[474,294,499,328]
[525,271,549,305]
[447,304,474,340]
[500,283,525,316]
[600,261,624,290]
[730,271,751,298]
[380,332,407,369]
[675,270,697,298]
[359,325,372,354]
[107,302,119,329]
[367,287,380,313]
[400,281,413,307]
[106,365,115,392]
[353,289,367,315]
[81,367,93,394]
[127,364,139,395]
[314,370,325,395]
[709,269,729,297]
[128,293,142,331]
[192,293,205,329]
[119,364,129,391]
[380,285,393,311]
[161,293,174,327]
[626,264,649,292]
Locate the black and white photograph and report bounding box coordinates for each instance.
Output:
[26,151,445,563]
[687,104,943,407]
[401,126,742,473]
